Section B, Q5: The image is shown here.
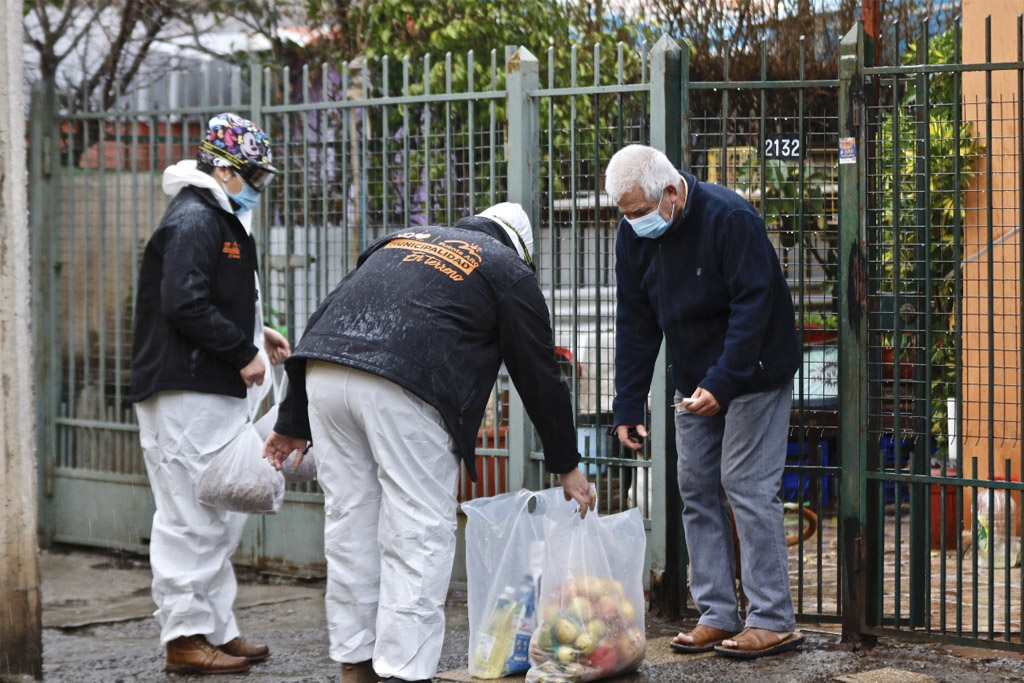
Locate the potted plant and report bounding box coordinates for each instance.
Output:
[797,313,839,345]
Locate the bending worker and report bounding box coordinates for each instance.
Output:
[130,113,290,675]
[264,202,596,683]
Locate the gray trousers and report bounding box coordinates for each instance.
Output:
[674,379,796,632]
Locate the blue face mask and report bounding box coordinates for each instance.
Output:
[227,181,262,214]
[626,190,674,239]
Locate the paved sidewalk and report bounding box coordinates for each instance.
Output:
[39,547,1024,682]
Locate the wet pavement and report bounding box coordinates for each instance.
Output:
[39,547,1024,682]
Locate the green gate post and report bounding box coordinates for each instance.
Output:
[648,34,685,617]
[838,23,877,646]
[908,20,931,629]
[506,46,542,492]
[30,79,59,546]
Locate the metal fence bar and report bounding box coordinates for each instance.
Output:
[838,22,873,644]
[506,46,540,493]
[981,17,996,634]
[648,33,683,616]
[1017,13,1024,643]
[952,16,965,638]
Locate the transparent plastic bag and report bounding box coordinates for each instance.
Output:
[976,488,1020,568]
[526,508,646,683]
[252,367,316,484]
[196,423,285,513]
[463,488,578,678]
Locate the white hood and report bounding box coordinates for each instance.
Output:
[476,202,533,263]
[161,160,253,234]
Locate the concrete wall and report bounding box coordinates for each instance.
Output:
[1,0,43,676]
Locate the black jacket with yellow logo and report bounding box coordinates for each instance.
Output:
[274,218,581,481]
[130,186,260,402]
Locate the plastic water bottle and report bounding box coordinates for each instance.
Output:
[507,575,536,673]
[473,586,517,678]
[977,489,1020,569]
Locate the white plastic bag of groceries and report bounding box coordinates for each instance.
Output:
[196,421,285,514]
[463,487,579,679]
[526,508,647,683]
[253,365,316,484]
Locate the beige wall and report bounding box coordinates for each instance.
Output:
[960,0,1024,523]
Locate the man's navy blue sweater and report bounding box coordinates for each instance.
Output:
[613,171,801,427]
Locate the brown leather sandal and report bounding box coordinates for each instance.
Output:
[713,627,805,659]
[670,624,741,653]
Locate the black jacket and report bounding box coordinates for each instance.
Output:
[613,171,801,426]
[274,218,581,481]
[130,186,260,402]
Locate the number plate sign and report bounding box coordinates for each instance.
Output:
[762,136,802,160]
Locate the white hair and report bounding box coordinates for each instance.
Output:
[604,144,682,204]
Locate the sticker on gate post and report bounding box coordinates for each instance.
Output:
[839,137,857,164]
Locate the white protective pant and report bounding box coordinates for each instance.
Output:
[306,361,461,681]
[136,269,272,645]
[136,391,253,645]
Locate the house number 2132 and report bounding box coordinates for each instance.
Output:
[763,137,802,159]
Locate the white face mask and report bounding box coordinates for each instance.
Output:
[626,190,674,239]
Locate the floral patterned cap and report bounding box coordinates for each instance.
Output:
[197,112,275,170]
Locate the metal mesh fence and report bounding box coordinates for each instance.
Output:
[531,43,653,520]
[864,21,1024,644]
[689,87,842,620]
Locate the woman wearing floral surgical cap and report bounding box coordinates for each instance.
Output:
[130,112,288,675]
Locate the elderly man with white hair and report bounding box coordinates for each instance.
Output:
[605,145,803,660]
[263,202,596,683]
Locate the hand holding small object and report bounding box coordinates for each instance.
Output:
[263,431,309,470]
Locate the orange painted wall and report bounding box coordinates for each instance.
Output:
[960,0,1024,525]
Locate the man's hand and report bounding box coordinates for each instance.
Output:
[240,353,266,387]
[557,468,596,519]
[263,431,309,470]
[615,424,648,451]
[684,387,721,416]
[263,326,291,365]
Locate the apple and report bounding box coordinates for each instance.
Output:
[568,596,592,621]
[620,598,635,623]
[583,644,618,675]
[585,618,605,642]
[542,603,560,626]
[556,646,579,663]
[596,595,621,623]
[576,574,604,597]
[537,623,555,652]
[615,628,646,666]
[574,632,596,654]
[554,617,580,644]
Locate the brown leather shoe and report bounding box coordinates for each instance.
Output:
[219,636,271,662]
[165,634,250,674]
[341,659,379,683]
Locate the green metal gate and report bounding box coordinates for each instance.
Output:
[41,18,1024,647]
[30,42,670,582]
[840,16,1024,650]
